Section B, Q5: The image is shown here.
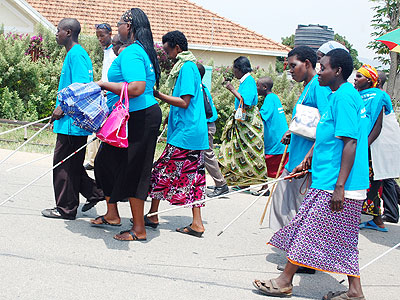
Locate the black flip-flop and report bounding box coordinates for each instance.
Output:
[129,215,159,228]
[91,215,121,227]
[176,225,204,238]
[114,230,147,241]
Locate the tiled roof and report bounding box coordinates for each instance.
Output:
[25,0,290,55]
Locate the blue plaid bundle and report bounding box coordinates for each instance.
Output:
[58,82,109,133]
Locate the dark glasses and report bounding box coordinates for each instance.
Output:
[95,23,111,31]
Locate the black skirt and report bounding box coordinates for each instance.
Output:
[94,104,162,202]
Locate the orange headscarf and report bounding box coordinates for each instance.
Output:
[357,64,378,88]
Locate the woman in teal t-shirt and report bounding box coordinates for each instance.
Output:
[218,56,267,188]
[254,49,368,299]
[90,8,162,242]
[146,31,208,238]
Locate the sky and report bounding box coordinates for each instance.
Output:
[191,0,380,63]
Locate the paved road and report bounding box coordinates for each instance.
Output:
[0,149,399,300]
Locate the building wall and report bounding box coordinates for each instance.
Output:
[191,49,276,69]
[0,0,35,33]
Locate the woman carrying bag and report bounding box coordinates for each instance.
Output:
[91,8,162,242]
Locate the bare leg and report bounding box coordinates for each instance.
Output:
[114,197,146,240]
[146,198,160,224]
[372,215,385,227]
[190,207,205,232]
[347,276,364,298]
[274,260,298,288]
[90,196,120,224]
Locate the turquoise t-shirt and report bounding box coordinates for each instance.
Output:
[53,44,93,136]
[382,90,394,114]
[204,85,218,123]
[285,75,330,172]
[359,88,385,133]
[235,75,258,109]
[167,61,208,150]
[107,42,157,112]
[260,93,288,155]
[311,82,369,191]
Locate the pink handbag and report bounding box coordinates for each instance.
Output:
[97,82,130,148]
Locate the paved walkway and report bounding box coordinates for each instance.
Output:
[0,149,399,300]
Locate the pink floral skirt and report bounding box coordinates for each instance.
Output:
[149,144,206,207]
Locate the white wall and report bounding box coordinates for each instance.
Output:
[191,49,276,69]
[0,0,35,33]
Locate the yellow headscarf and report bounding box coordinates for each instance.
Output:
[357,64,378,88]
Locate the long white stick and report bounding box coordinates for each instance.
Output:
[6,153,53,172]
[0,122,51,166]
[146,172,307,218]
[217,188,270,236]
[339,241,400,284]
[0,136,97,206]
[156,126,167,144]
[0,116,51,136]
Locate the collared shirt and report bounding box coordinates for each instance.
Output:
[239,72,251,83]
[101,44,117,82]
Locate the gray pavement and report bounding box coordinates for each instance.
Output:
[0,149,399,300]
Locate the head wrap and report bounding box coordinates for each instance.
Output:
[318,41,348,54]
[122,10,133,23]
[358,64,378,88]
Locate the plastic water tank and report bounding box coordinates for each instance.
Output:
[294,24,334,51]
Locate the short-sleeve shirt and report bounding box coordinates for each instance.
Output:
[101,44,117,82]
[107,42,157,112]
[381,90,394,114]
[259,93,288,155]
[167,61,208,150]
[235,74,258,109]
[311,82,369,191]
[285,75,330,172]
[359,88,385,133]
[204,85,218,123]
[53,44,93,136]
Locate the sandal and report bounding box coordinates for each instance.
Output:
[129,214,159,228]
[253,279,292,297]
[90,216,121,227]
[359,220,388,232]
[322,291,365,300]
[113,230,147,241]
[251,189,270,196]
[176,225,204,238]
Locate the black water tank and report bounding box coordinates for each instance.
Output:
[294,24,334,51]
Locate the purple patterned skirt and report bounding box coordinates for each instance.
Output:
[269,188,363,277]
[148,144,206,207]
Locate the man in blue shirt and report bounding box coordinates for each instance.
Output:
[42,18,104,220]
[197,63,229,198]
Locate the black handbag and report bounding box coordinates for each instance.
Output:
[202,84,213,119]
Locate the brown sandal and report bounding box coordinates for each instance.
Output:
[253,279,293,297]
[323,291,365,300]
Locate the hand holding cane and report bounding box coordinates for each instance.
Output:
[259,144,289,225]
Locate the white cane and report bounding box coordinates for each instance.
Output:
[339,241,400,284]
[147,171,308,218]
[0,116,51,136]
[0,136,98,206]
[0,122,51,166]
[6,153,53,172]
[157,126,167,144]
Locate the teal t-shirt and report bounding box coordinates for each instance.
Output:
[53,44,93,136]
[359,88,385,133]
[285,75,330,172]
[235,75,258,109]
[204,85,218,123]
[107,42,157,112]
[260,93,288,155]
[167,61,208,150]
[311,82,369,191]
[382,91,394,114]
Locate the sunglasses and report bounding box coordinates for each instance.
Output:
[95,23,111,31]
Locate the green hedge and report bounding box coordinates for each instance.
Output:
[0,25,303,143]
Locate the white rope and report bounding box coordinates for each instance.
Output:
[0,122,51,166]
[0,116,51,136]
[0,136,97,206]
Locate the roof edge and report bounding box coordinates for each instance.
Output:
[188,44,288,57]
[13,0,56,33]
